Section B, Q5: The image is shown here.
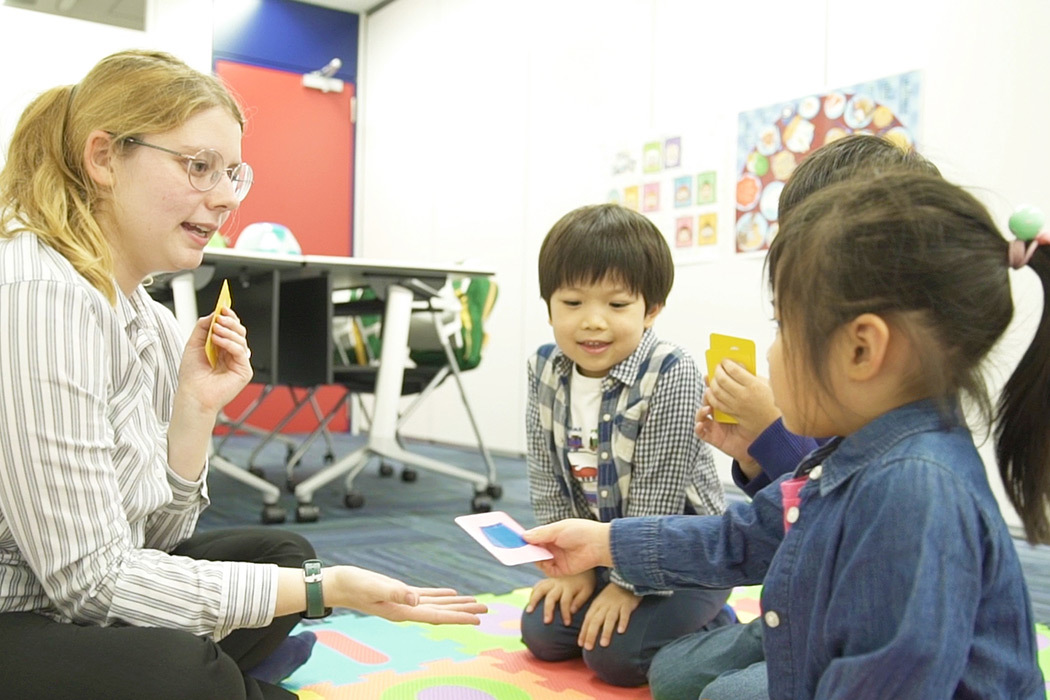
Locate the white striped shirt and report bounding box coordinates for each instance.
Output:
[0,232,276,639]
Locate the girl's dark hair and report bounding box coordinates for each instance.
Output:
[779,134,941,220]
[538,203,673,312]
[769,172,1050,543]
[997,245,1050,543]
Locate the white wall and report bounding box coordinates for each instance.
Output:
[0,1,214,163]
[358,0,1050,532]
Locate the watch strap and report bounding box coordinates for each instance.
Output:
[302,559,332,619]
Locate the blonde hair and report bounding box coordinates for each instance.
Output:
[0,49,244,303]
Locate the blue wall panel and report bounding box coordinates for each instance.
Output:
[213,0,358,81]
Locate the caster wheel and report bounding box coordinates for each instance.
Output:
[248,466,265,478]
[378,462,395,477]
[486,484,503,499]
[471,495,492,513]
[295,503,320,523]
[324,452,335,464]
[344,492,365,509]
[285,477,297,493]
[261,504,286,524]
[401,468,418,483]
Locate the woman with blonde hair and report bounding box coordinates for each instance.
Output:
[0,49,484,700]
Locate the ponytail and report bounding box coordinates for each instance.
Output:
[995,246,1050,544]
[0,85,115,302]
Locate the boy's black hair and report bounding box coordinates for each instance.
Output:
[538,203,673,313]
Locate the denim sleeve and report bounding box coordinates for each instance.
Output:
[814,459,983,699]
[608,475,787,592]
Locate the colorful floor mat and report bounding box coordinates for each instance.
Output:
[282,586,1050,699]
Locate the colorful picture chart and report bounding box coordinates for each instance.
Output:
[735,71,921,254]
[606,134,721,263]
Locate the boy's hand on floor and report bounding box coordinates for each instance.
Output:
[526,570,597,626]
[578,583,641,650]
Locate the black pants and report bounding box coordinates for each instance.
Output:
[0,528,314,700]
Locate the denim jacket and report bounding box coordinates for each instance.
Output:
[612,399,1043,699]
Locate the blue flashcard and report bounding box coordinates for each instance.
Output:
[455,511,553,566]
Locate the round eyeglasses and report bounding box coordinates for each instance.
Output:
[123,137,253,201]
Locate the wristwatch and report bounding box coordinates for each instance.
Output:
[302,559,332,619]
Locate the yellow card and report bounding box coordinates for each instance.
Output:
[705,333,756,424]
[204,279,232,368]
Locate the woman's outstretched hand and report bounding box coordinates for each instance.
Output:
[329,566,487,625]
[522,519,613,578]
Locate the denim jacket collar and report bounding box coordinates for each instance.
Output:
[795,398,962,496]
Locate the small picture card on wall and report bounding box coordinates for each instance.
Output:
[643,182,660,212]
[674,175,693,208]
[698,213,718,246]
[697,171,717,205]
[675,216,694,248]
[643,142,663,173]
[623,185,640,211]
[664,136,682,168]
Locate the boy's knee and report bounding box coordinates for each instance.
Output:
[583,645,648,687]
[519,608,577,662]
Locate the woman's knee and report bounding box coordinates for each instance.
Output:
[231,528,315,567]
[160,634,248,700]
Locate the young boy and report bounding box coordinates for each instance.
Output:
[521,203,729,687]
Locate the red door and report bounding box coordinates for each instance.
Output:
[215,60,354,432]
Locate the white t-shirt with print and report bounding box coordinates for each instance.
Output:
[568,367,603,518]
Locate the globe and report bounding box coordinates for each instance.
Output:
[235,222,302,255]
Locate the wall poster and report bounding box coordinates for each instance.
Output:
[735,71,922,255]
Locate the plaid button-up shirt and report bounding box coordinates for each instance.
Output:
[526,329,724,591]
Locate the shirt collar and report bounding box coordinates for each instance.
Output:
[796,398,962,495]
[550,328,659,385]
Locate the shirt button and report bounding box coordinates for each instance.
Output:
[786,506,800,524]
[809,465,823,480]
[600,452,609,460]
[602,413,612,422]
[764,611,780,628]
[600,489,609,498]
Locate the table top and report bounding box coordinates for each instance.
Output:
[201,249,494,290]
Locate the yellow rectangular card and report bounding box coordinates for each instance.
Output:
[705,333,756,424]
[204,279,231,368]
